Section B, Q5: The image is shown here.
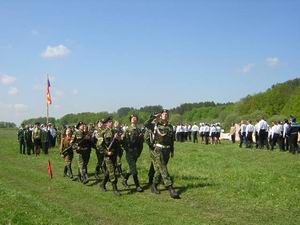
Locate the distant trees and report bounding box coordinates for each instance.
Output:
[20,78,300,131]
[0,121,16,128]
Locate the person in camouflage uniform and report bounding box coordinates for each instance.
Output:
[60,127,74,179]
[99,117,122,196]
[113,121,126,181]
[32,122,42,156]
[17,124,26,154]
[93,120,105,180]
[122,115,144,192]
[71,122,92,184]
[144,110,180,199]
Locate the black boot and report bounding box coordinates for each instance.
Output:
[122,173,130,188]
[133,174,143,192]
[82,172,89,184]
[100,175,109,192]
[63,166,68,177]
[168,185,180,199]
[151,183,160,194]
[78,169,83,182]
[95,165,101,179]
[112,182,121,196]
[67,165,73,179]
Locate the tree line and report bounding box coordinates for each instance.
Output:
[21,78,300,131]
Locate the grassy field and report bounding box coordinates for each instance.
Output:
[0,128,300,225]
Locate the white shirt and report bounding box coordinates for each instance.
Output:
[283,123,290,137]
[258,119,268,131]
[240,124,247,133]
[271,124,281,138]
[210,126,217,135]
[203,125,210,132]
[216,126,221,133]
[191,125,199,132]
[246,124,254,136]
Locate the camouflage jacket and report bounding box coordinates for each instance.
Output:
[123,125,144,155]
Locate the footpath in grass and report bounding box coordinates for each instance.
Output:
[0,128,300,225]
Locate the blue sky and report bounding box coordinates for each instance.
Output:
[0,0,299,124]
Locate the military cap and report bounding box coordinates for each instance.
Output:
[161,109,169,113]
[76,121,84,129]
[102,116,113,124]
[35,122,40,125]
[129,114,138,121]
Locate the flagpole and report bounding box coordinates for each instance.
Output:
[46,74,49,124]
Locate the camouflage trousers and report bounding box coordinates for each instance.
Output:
[150,147,172,187]
[77,150,91,176]
[95,149,104,173]
[103,156,117,183]
[64,153,73,166]
[125,150,139,176]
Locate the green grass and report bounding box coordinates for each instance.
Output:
[0,128,300,225]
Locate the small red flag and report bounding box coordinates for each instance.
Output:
[47,160,53,179]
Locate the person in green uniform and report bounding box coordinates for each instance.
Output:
[93,120,105,180]
[17,124,26,154]
[71,122,92,184]
[24,125,33,155]
[144,110,180,199]
[99,117,122,196]
[32,122,42,156]
[41,124,50,154]
[60,127,74,179]
[122,114,144,192]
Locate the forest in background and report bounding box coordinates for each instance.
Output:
[21,78,300,131]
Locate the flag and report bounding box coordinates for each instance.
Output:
[47,160,53,179]
[47,78,52,105]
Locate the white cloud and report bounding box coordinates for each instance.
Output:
[0,74,16,85]
[55,90,64,97]
[8,87,18,96]
[41,45,71,58]
[240,64,254,74]
[72,89,79,95]
[266,57,280,66]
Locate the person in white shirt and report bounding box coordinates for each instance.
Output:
[187,124,192,141]
[239,120,247,148]
[245,120,254,148]
[209,124,217,145]
[191,122,199,143]
[257,117,270,149]
[215,123,221,144]
[203,123,210,145]
[254,120,260,149]
[283,119,290,151]
[199,123,205,144]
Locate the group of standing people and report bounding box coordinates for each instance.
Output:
[230,116,300,154]
[17,123,59,156]
[175,123,222,145]
[58,110,180,199]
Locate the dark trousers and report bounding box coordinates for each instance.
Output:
[259,130,269,149]
[192,131,198,143]
[204,132,209,145]
[19,140,26,154]
[239,132,246,147]
[42,141,49,154]
[271,134,279,150]
[246,132,253,148]
[255,132,259,149]
[289,133,299,154]
[283,136,290,151]
[231,134,236,143]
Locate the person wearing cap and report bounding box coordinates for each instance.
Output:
[60,127,74,179]
[144,109,180,199]
[41,124,51,154]
[122,114,144,192]
[71,121,92,184]
[99,116,122,196]
[32,122,42,156]
[24,125,33,155]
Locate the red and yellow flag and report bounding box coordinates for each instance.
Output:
[47,78,52,105]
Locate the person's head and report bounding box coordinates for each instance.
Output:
[65,128,72,136]
[160,109,169,122]
[114,120,120,128]
[97,121,103,129]
[103,116,113,128]
[130,114,138,125]
[76,121,84,131]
